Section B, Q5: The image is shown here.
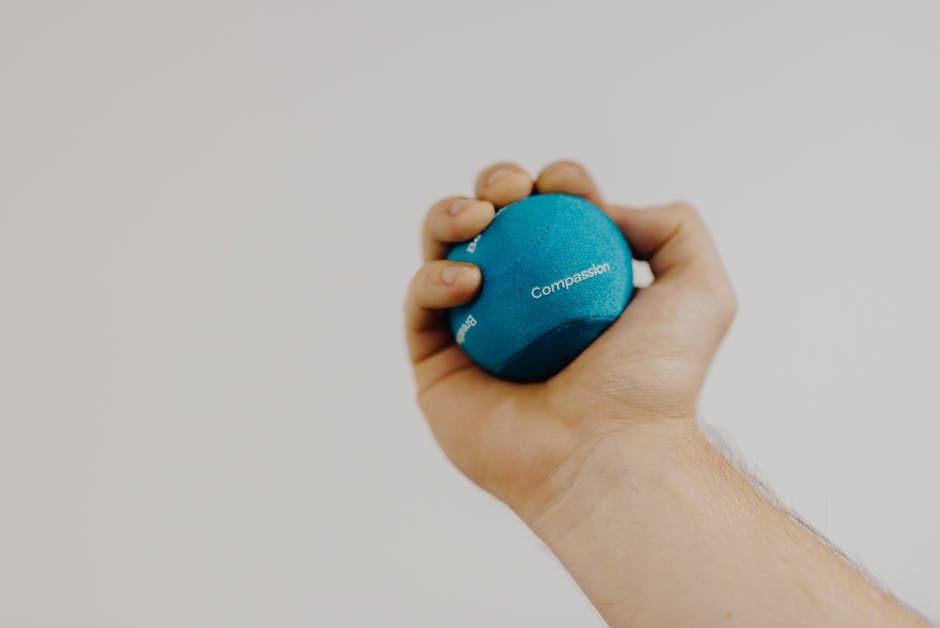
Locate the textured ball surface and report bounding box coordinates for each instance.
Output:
[447,193,633,381]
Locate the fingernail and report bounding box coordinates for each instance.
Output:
[486,168,513,186]
[449,199,473,215]
[441,266,462,285]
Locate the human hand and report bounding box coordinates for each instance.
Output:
[404,161,736,522]
[405,163,929,627]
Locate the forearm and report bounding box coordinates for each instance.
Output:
[527,420,926,628]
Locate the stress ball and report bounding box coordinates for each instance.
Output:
[447,193,633,381]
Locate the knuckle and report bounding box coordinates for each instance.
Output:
[713,285,738,327]
[412,263,434,289]
[670,201,699,220]
[404,270,423,312]
[419,261,440,283]
[406,272,421,298]
[421,208,436,236]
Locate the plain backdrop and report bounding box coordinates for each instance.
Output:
[1,1,938,626]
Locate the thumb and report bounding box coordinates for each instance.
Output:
[606,201,728,280]
[604,201,736,323]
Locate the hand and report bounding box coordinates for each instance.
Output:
[405,162,928,627]
[404,161,736,521]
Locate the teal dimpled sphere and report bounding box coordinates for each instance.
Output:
[447,193,633,381]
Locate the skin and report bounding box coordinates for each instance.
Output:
[404,161,928,627]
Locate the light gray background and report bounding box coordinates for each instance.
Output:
[1,1,938,626]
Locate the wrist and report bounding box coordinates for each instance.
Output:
[518,416,709,537]
[519,417,927,628]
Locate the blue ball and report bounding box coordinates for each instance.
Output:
[447,193,633,381]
